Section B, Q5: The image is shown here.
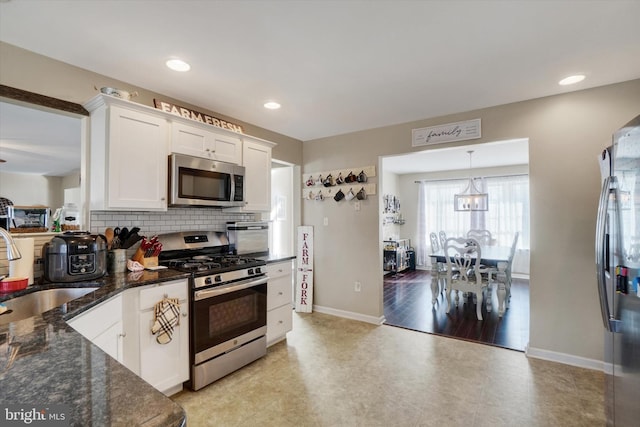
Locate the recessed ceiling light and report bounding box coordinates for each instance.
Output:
[264,101,281,110]
[166,59,191,72]
[559,74,585,86]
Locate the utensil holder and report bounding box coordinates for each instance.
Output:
[107,249,127,273]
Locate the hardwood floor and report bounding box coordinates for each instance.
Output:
[383,269,529,351]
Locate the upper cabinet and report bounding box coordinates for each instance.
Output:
[241,137,275,212]
[85,96,170,211]
[84,94,277,213]
[171,121,242,164]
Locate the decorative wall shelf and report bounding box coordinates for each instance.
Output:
[302,165,376,201]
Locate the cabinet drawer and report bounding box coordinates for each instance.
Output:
[139,279,188,311]
[267,275,292,310]
[265,260,293,280]
[267,303,293,345]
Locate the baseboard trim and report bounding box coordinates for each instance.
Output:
[525,345,604,372]
[313,305,385,325]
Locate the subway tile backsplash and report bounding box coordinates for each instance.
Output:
[0,208,256,278]
[89,208,256,236]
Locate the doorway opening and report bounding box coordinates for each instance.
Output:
[269,160,299,257]
[380,139,530,351]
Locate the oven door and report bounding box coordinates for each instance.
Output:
[192,275,267,364]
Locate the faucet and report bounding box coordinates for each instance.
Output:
[0,227,22,261]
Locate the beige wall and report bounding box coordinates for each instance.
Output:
[0,42,303,165]
[3,40,640,364]
[304,79,640,363]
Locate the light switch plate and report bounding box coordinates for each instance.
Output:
[323,217,329,226]
[354,201,361,211]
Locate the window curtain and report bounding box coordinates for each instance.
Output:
[415,175,530,267]
[416,182,429,266]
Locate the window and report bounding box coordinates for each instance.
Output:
[416,175,529,265]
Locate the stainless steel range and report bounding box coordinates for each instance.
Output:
[158,230,267,391]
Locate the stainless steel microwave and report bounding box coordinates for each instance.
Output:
[169,153,246,208]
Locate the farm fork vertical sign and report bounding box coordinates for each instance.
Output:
[295,226,313,312]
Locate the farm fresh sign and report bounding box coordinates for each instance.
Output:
[154,99,244,134]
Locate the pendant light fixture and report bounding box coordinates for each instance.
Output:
[454,150,488,211]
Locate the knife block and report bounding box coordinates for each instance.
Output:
[141,257,158,268]
[132,248,158,268]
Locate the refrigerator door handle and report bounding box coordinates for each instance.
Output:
[596,176,618,332]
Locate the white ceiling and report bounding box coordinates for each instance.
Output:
[1,0,639,144]
[0,101,81,176]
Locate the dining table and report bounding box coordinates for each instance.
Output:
[429,245,513,316]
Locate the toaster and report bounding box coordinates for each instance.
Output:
[43,231,107,282]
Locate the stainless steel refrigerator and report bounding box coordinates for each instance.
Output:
[597,114,640,427]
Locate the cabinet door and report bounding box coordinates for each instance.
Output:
[242,139,272,211]
[91,320,124,361]
[139,305,189,393]
[108,106,169,210]
[211,132,242,164]
[137,279,189,394]
[171,122,208,158]
[171,122,241,164]
[68,294,123,362]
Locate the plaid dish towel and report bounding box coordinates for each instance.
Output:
[151,298,180,344]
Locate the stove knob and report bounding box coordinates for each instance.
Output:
[255,267,262,274]
[215,275,222,283]
[205,277,212,285]
[248,268,254,275]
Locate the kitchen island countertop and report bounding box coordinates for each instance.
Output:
[0,269,190,426]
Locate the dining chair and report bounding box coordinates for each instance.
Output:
[429,232,446,296]
[429,232,439,253]
[504,232,520,309]
[438,231,447,250]
[444,237,491,320]
[467,229,493,246]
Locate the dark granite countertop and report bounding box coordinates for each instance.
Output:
[0,269,189,426]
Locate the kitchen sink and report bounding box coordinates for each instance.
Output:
[0,287,98,325]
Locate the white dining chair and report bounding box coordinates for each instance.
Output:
[444,237,491,320]
[438,231,447,250]
[430,232,447,296]
[504,232,519,309]
[467,229,493,246]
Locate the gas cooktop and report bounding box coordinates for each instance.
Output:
[163,255,265,274]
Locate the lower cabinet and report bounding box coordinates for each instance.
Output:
[136,280,189,395]
[266,260,294,346]
[67,279,189,396]
[68,294,124,362]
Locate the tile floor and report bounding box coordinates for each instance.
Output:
[172,312,606,426]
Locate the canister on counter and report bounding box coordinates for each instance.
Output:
[107,249,127,273]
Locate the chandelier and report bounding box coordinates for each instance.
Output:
[454,150,488,211]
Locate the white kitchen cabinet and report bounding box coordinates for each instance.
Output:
[68,278,189,396]
[84,95,170,211]
[171,121,242,164]
[240,137,275,212]
[68,294,124,362]
[137,279,189,395]
[266,259,294,346]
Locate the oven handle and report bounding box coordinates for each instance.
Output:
[194,275,268,301]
